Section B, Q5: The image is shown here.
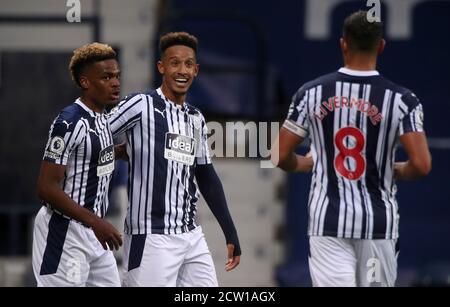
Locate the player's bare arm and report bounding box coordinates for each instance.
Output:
[37,161,123,250]
[271,127,313,172]
[395,131,432,180]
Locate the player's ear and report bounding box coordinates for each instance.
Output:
[157,60,164,75]
[377,39,386,55]
[79,75,89,90]
[194,63,199,77]
[340,38,347,53]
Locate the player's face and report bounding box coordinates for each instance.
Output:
[157,45,199,101]
[81,59,121,106]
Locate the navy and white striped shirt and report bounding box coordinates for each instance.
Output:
[42,99,115,219]
[108,88,211,235]
[284,68,424,239]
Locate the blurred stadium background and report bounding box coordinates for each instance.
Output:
[0,0,449,287]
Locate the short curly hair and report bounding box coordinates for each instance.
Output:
[159,32,198,56]
[69,42,117,87]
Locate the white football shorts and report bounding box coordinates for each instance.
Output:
[32,206,120,287]
[308,236,398,287]
[122,226,218,287]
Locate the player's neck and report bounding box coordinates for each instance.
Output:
[160,84,185,106]
[79,95,104,113]
[344,54,377,71]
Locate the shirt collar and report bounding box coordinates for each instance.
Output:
[338,67,380,77]
[156,87,186,110]
[75,98,103,117]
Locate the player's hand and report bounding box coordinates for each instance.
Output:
[114,142,128,161]
[296,151,313,173]
[305,149,312,158]
[302,148,314,172]
[225,244,240,271]
[91,218,123,251]
[393,161,407,180]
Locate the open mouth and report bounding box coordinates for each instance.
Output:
[174,78,189,86]
[111,91,120,100]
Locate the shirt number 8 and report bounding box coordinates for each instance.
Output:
[334,127,366,180]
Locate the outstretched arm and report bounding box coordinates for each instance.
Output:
[271,127,313,172]
[195,164,241,271]
[395,132,432,180]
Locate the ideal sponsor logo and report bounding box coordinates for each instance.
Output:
[98,145,114,166]
[97,145,115,177]
[165,133,195,154]
[164,133,196,166]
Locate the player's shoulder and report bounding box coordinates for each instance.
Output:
[379,76,420,106]
[377,76,410,95]
[49,103,88,135]
[122,92,142,101]
[144,89,167,110]
[185,103,205,120]
[118,92,146,106]
[185,103,202,115]
[109,92,148,116]
[292,71,339,99]
[55,103,86,126]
